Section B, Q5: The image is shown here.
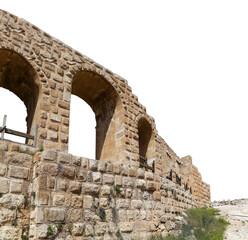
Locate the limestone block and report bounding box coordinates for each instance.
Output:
[106,163,113,173]
[10,180,23,193]
[36,224,48,238]
[131,200,143,209]
[8,166,29,179]
[72,223,85,236]
[85,224,94,236]
[140,210,146,220]
[146,181,156,191]
[128,168,136,177]
[71,195,83,208]
[83,183,100,196]
[78,168,87,181]
[50,114,62,123]
[126,210,134,221]
[89,159,98,170]
[137,168,145,178]
[81,157,88,168]
[67,208,82,222]
[0,177,9,193]
[122,177,135,188]
[99,198,108,208]
[35,207,44,224]
[61,166,75,179]
[98,162,106,172]
[136,179,146,189]
[118,209,127,222]
[119,222,134,233]
[103,174,114,185]
[49,131,58,141]
[116,199,130,209]
[37,191,50,205]
[84,195,93,208]
[145,172,154,180]
[113,164,121,174]
[165,220,176,231]
[53,193,70,206]
[69,181,81,193]
[45,208,65,222]
[145,201,154,210]
[115,175,122,186]
[92,172,101,183]
[0,226,21,240]
[0,193,24,207]
[0,208,15,223]
[58,152,71,164]
[72,156,81,166]
[153,191,161,201]
[37,163,59,176]
[41,149,57,162]
[57,179,67,191]
[101,185,111,196]
[0,163,7,176]
[0,141,8,151]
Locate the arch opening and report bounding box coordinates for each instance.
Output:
[138,117,155,170]
[71,70,123,162]
[0,49,39,142]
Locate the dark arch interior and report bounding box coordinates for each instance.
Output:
[72,70,119,160]
[138,117,152,159]
[0,49,39,134]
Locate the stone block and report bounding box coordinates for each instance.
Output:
[0,226,21,239]
[0,208,15,223]
[89,159,98,170]
[50,114,62,123]
[145,172,154,180]
[136,179,146,189]
[61,166,75,179]
[103,174,114,185]
[41,148,57,161]
[101,185,111,196]
[128,168,136,177]
[119,222,134,233]
[45,208,65,222]
[146,181,157,191]
[69,181,81,193]
[56,179,67,191]
[37,224,48,238]
[67,208,82,222]
[10,180,23,193]
[115,175,122,186]
[131,200,143,209]
[0,163,7,176]
[92,172,101,183]
[0,178,9,193]
[37,191,50,205]
[72,223,85,236]
[116,199,130,209]
[99,198,108,208]
[53,193,70,206]
[0,141,8,151]
[84,195,93,208]
[78,168,87,181]
[8,166,29,179]
[137,168,145,178]
[58,152,71,164]
[118,209,127,222]
[0,194,24,208]
[122,177,135,187]
[71,195,83,208]
[98,162,106,172]
[82,183,100,196]
[85,224,94,236]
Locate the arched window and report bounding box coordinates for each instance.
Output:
[0,88,26,143]
[69,94,95,158]
[70,70,123,162]
[138,117,155,170]
[0,49,39,144]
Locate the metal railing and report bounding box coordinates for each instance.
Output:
[0,115,38,147]
[139,155,155,172]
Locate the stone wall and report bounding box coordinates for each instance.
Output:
[0,140,197,239]
[0,9,211,239]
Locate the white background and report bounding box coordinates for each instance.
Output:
[1,0,248,201]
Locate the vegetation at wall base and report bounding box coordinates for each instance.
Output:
[148,208,229,240]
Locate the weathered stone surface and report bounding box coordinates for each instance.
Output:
[8,166,29,179]
[10,180,23,193]
[67,208,82,222]
[0,208,16,223]
[69,181,81,193]
[0,178,9,193]
[72,223,85,236]
[45,208,65,222]
[0,163,7,176]
[131,200,143,209]
[58,152,71,164]
[119,222,134,232]
[0,226,21,240]
[103,174,115,185]
[83,195,93,208]
[41,149,57,161]
[92,172,101,183]
[82,183,100,195]
[122,177,135,187]
[116,199,130,209]
[36,224,48,238]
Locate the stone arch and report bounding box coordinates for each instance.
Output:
[70,70,125,162]
[0,48,40,141]
[136,114,157,168]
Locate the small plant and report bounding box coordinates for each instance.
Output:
[113,185,121,194]
[10,206,15,210]
[99,207,106,222]
[15,149,35,156]
[56,222,62,232]
[0,192,2,198]
[115,229,122,239]
[31,192,36,198]
[38,146,44,152]
[17,205,21,212]
[67,223,73,234]
[47,225,54,236]
[12,221,18,227]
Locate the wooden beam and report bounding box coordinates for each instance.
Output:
[0,127,34,140]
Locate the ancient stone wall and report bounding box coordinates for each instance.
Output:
[0,140,196,239]
[0,9,210,239]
